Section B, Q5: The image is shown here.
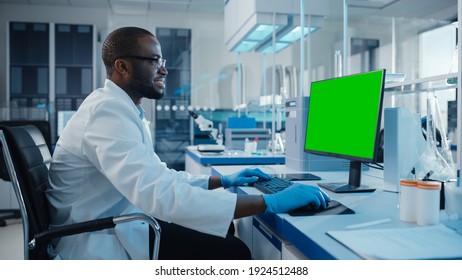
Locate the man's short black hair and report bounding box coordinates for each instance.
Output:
[102,27,154,76]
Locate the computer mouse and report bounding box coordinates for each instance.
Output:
[305,202,315,210]
[305,200,331,211]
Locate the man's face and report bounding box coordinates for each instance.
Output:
[125,36,168,100]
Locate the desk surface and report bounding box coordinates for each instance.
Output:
[212,164,462,260]
[185,146,285,165]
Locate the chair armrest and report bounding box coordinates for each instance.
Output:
[30,213,161,260]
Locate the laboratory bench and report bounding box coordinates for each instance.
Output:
[212,164,462,260]
[184,145,285,175]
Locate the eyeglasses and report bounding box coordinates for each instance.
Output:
[117,55,166,68]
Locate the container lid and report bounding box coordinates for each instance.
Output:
[400,179,417,187]
[416,180,441,190]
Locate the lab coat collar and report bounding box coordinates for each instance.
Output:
[104,79,145,120]
[137,105,146,120]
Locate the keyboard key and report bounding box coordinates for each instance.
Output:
[252,177,293,194]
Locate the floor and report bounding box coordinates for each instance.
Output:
[0,217,23,260]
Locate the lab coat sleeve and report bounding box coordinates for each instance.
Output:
[81,98,236,237]
[153,157,210,190]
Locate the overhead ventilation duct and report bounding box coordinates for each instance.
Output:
[224,0,328,53]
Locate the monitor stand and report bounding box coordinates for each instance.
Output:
[318,161,376,193]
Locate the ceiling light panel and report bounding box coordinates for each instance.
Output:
[348,0,399,9]
[110,0,149,15]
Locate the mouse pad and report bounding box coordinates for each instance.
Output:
[274,173,321,181]
[288,200,355,216]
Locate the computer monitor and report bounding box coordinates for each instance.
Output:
[304,69,386,193]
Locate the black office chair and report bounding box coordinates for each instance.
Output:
[0,151,21,226]
[0,120,51,227]
[0,120,53,152]
[0,125,161,260]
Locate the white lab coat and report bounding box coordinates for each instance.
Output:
[46,79,237,260]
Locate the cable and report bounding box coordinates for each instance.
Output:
[364,162,384,170]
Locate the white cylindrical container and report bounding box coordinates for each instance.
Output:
[445,181,462,220]
[400,179,417,223]
[416,180,441,226]
[244,139,257,153]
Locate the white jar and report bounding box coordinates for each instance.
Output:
[244,139,257,153]
[445,181,462,220]
[416,180,441,226]
[399,179,417,223]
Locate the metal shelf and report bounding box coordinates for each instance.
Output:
[384,73,457,94]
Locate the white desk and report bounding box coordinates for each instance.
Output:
[212,164,462,260]
[185,146,285,174]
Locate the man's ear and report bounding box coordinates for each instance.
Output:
[114,58,129,74]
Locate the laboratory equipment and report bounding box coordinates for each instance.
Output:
[383,107,427,193]
[224,128,271,150]
[189,111,224,152]
[304,69,386,193]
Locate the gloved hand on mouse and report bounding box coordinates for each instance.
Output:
[263,184,331,213]
[221,168,331,213]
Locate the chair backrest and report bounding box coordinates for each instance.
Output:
[0,120,52,152]
[0,125,52,259]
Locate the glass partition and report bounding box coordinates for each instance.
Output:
[190,0,457,163]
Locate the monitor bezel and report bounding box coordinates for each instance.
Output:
[303,69,386,164]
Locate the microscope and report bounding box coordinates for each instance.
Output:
[189,111,225,152]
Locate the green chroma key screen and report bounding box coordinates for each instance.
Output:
[304,69,385,162]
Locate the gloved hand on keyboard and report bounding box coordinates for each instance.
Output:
[263,183,331,213]
[221,168,271,188]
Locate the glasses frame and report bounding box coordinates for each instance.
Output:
[117,55,166,68]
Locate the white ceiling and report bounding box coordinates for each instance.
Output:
[344,0,457,21]
[0,0,457,20]
[0,0,225,14]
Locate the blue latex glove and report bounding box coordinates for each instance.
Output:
[263,184,331,213]
[221,168,271,188]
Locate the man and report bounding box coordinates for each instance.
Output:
[46,26,331,260]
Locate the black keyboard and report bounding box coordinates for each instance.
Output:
[252,177,293,194]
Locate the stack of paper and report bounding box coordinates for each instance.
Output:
[327,224,462,259]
